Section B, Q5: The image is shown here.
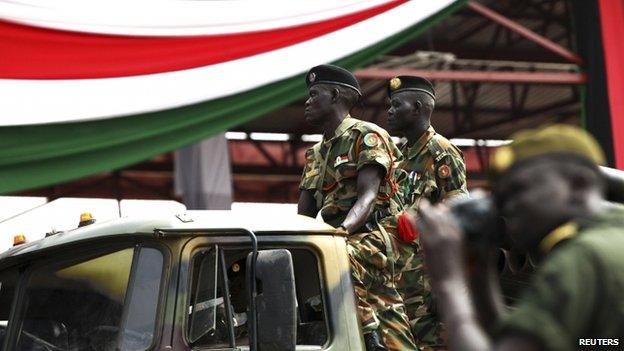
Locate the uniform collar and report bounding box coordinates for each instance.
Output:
[537,205,624,256]
[404,126,435,159]
[324,115,358,144]
[538,221,578,254]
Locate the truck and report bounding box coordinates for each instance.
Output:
[0,211,364,350]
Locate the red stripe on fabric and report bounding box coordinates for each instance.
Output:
[0,0,406,79]
[598,0,624,169]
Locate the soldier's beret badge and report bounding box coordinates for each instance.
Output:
[363,133,380,147]
[438,164,451,179]
[389,77,402,90]
[308,72,316,83]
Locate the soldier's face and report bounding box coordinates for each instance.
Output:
[387,93,417,134]
[494,160,573,251]
[304,85,334,126]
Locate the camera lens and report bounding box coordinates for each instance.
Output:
[450,195,505,246]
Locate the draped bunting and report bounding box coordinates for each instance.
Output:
[0,1,406,79]
[0,0,451,126]
[0,0,466,193]
[0,0,398,36]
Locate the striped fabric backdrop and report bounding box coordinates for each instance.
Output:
[0,0,465,192]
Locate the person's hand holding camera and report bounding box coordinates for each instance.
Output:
[410,200,466,288]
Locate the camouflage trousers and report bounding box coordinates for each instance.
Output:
[396,247,446,350]
[347,227,418,351]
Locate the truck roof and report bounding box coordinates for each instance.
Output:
[0,210,338,260]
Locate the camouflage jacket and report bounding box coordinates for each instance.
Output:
[397,126,468,209]
[299,116,402,228]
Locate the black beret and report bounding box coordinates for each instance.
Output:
[387,75,435,99]
[306,64,362,96]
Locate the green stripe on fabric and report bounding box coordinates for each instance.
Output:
[0,0,466,193]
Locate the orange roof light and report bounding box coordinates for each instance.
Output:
[13,233,27,246]
[78,212,96,227]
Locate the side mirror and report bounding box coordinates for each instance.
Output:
[247,249,297,351]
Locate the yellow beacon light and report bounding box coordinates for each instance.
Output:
[13,233,27,246]
[78,212,96,227]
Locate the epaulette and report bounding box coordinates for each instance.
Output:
[427,135,448,162]
[352,120,389,139]
[427,134,462,162]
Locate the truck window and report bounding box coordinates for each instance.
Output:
[188,248,233,348]
[0,270,17,350]
[187,246,328,349]
[14,246,163,351]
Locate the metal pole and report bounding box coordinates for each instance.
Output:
[467,1,584,65]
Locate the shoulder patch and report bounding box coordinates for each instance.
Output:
[437,164,451,179]
[363,133,380,147]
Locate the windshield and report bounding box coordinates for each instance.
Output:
[0,270,17,350]
[10,246,163,351]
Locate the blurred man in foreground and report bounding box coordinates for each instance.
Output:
[415,124,624,351]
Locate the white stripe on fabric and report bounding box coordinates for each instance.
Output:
[0,1,457,126]
[0,0,390,36]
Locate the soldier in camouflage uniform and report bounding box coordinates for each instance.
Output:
[297,64,417,351]
[386,76,468,349]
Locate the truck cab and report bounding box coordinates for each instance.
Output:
[0,211,365,350]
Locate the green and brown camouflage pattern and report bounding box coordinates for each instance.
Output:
[347,227,418,350]
[396,126,468,209]
[299,116,420,348]
[299,116,403,228]
[395,126,467,349]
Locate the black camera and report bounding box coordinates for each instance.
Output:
[449,195,506,246]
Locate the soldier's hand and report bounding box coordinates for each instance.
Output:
[335,224,349,235]
[410,200,466,286]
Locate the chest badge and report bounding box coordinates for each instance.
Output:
[334,154,349,167]
[437,164,451,179]
[363,133,380,147]
[408,171,420,183]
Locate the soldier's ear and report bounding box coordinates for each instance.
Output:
[414,100,423,114]
[331,87,340,103]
